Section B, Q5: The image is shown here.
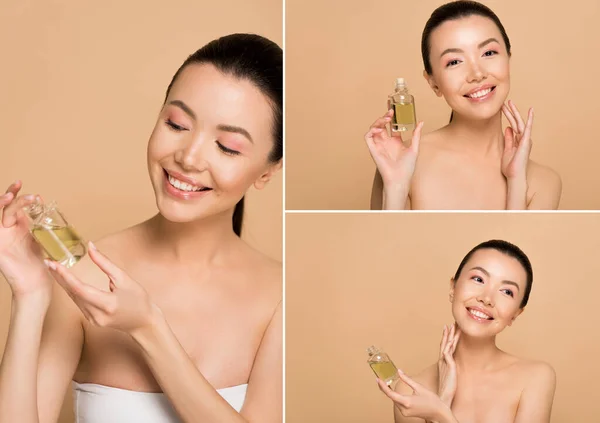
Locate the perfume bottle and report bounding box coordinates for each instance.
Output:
[367,345,399,386]
[23,200,87,268]
[388,78,416,132]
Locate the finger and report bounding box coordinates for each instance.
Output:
[508,100,526,133]
[520,108,534,150]
[4,180,22,197]
[0,192,14,209]
[2,194,38,227]
[409,121,424,153]
[504,127,515,152]
[87,242,127,287]
[444,324,455,356]
[439,325,448,357]
[377,378,411,407]
[502,104,518,132]
[45,260,113,309]
[369,114,392,131]
[397,369,421,393]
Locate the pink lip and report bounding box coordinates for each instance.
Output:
[164,169,205,187]
[163,171,212,200]
[464,86,496,103]
[466,306,494,323]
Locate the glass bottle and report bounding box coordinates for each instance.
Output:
[367,345,399,386]
[388,77,416,132]
[23,200,87,268]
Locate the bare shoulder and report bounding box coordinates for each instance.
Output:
[515,358,556,383]
[237,240,282,300]
[526,160,562,209]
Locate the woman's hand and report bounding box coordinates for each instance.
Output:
[0,180,51,299]
[501,101,533,181]
[364,109,424,196]
[44,241,161,336]
[437,323,460,408]
[378,370,453,423]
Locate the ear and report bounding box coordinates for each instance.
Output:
[253,160,282,190]
[448,278,455,302]
[423,70,443,97]
[508,308,524,326]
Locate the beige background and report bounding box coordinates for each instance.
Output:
[286,213,600,422]
[286,0,600,210]
[0,1,281,422]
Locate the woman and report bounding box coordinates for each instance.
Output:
[377,240,556,423]
[0,33,282,423]
[366,1,561,210]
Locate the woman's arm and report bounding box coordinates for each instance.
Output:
[370,170,411,210]
[0,281,84,423]
[513,362,556,423]
[132,302,282,423]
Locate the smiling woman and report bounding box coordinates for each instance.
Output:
[0,33,282,423]
[378,240,555,423]
[366,0,562,211]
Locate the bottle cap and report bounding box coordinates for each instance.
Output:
[367,345,379,356]
[395,78,406,87]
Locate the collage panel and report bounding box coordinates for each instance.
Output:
[287,213,600,422]
[286,0,600,210]
[0,1,282,422]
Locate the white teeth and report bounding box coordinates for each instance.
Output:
[468,88,492,98]
[469,309,491,319]
[168,174,202,192]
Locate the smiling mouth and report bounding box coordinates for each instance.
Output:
[163,169,212,193]
[464,86,496,99]
[467,307,494,320]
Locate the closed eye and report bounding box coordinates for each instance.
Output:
[165,119,187,132]
[216,141,241,156]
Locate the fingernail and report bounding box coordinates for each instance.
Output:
[44,259,56,270]
[88,241,97,250]
[24,194,35,200]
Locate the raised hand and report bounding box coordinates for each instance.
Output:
[364,109,424,189]
[0,180,50,298]
[501,100,533,180]
[45,241,160,336]
[437,323,461,407]
[378,370,453,422]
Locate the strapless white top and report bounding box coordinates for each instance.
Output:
[72,381,248,423]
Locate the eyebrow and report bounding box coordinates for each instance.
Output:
[469,266,521,291]
[440,37,500,58]
[168,100,254,144]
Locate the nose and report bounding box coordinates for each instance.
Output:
[466,59,487,83]
[174,135,209,172]
[476,287,494,307]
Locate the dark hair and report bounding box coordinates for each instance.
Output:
[453,240,533,308]
[421,1,512,123]
[163,34,282,237]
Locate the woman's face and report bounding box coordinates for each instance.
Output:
[425,15,510,121]
[147,63,280,223]
[450,248,526,338]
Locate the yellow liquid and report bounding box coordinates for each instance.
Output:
[32,225,86,268]
[370,361,399,385]
[392,102,415,132]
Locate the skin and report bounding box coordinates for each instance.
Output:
[378,249,556,423]
[0,63,282,423]
[367,15,562,210]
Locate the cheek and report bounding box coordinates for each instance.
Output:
[210,159,265,192]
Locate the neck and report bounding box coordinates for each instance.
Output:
[139,209,240,265]
[444,110,504,157]
[453,332,502,372]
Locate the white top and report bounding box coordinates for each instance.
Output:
[72,381,248,423]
